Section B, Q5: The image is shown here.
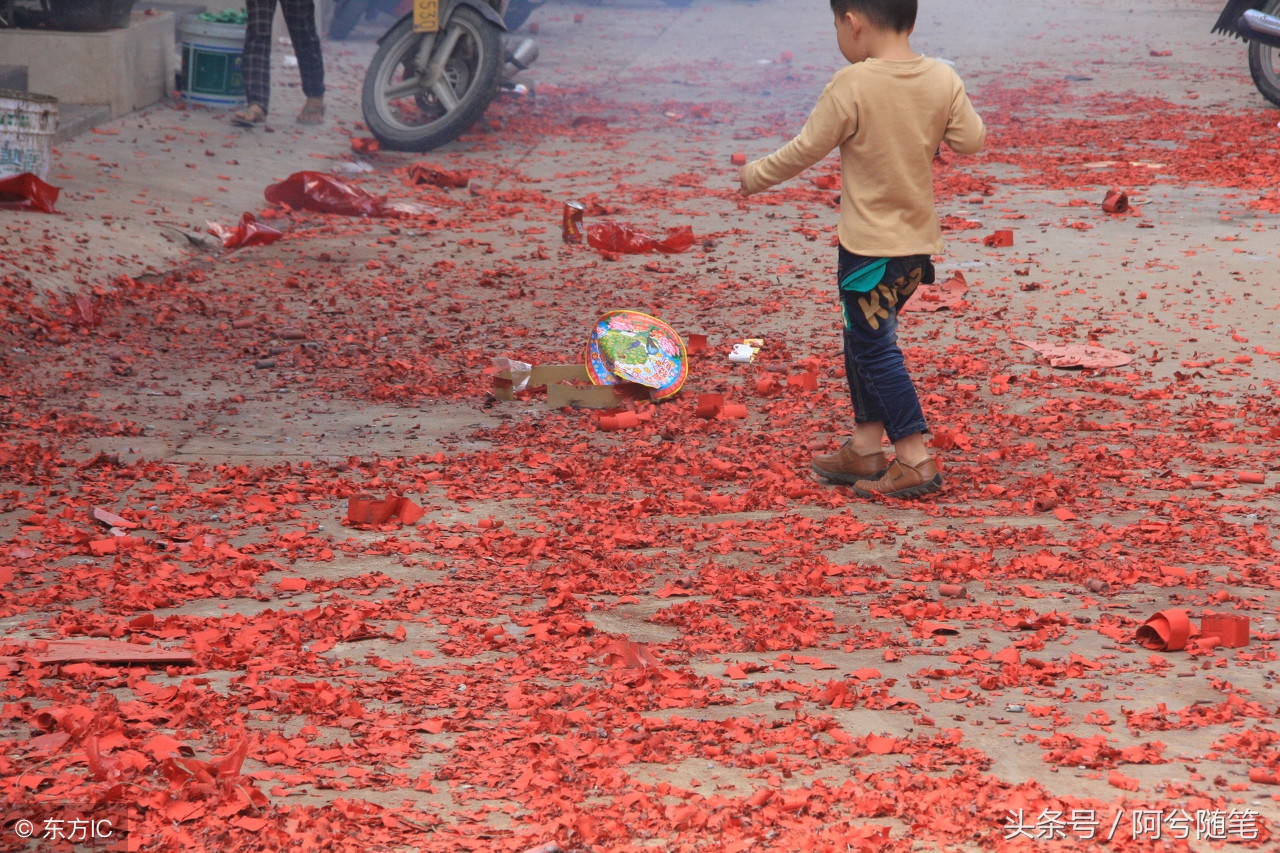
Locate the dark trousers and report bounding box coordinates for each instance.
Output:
[837,246,934,443]
[243,0,325,113]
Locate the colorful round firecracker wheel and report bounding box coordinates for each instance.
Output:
[585,310,688,400]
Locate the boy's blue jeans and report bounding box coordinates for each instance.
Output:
[837,246,935,443]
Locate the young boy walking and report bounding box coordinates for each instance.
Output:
[739,0,984,498]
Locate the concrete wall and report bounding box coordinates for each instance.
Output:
[0,11,175,118]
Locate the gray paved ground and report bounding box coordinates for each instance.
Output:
[2,1,1279,851]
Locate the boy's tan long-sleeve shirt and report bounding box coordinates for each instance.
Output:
[742,56,985,257]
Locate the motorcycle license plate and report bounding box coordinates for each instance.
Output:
[413,0,439,31]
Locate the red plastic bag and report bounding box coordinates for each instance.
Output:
[208,212,285,249]
[263,171,390,217]
[0,172,60,213]
[586,222,695,255]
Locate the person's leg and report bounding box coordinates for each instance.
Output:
[845,255,943,497]
[237,0,276,121]
[812,249,893,484]
[851,420,887,456]
[280,0,326,121]
[845,258,929,442]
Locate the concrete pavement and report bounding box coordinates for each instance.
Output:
[3,1,1279,850]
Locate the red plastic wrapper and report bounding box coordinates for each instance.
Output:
[586,222,695,255]
[208,212,284,249]
[0,172,60,213]
[264,171,390,217]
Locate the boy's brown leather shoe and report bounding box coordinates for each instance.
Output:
[852,457,943,498]
[811,442,890,484]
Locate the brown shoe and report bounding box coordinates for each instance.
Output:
[852,457,943,498]
[811,441,890,485]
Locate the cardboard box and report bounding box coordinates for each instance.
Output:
[492,362,627,409]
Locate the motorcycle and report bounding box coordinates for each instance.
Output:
[1214,0,1280,106]
[359,0,540,151]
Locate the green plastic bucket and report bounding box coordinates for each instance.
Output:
[179,17,246,107]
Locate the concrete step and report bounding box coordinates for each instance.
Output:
[54,103,114,144]
[0,12,174,121]
[137,1,207,13]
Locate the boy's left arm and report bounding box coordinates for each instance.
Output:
[943,78,985,155]
[740,83,855,196]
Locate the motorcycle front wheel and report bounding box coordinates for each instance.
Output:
[1248,0,1280,107]
[361,9,503,151]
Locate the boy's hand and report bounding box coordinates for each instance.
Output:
[738,166,752,197]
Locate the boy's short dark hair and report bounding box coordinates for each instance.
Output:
[829,0,917,32]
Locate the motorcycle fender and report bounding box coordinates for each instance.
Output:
[390,0,505,37]
[445,0,508,31]
[380,12,417,42]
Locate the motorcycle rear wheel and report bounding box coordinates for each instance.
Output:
[1248,0,1280,107]
[361,9,503,151]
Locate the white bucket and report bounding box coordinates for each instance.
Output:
[0,90,58,181]
[179,17,247,107]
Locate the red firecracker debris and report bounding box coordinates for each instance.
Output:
[1102,188,1129,213]
[406,164,473,189]
[4,16,1280,853]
